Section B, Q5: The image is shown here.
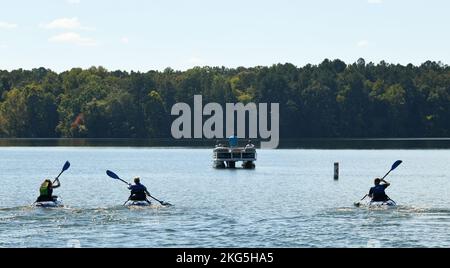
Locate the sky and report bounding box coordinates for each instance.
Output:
[0,0,449,72]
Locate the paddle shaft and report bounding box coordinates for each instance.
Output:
[116,177,131,186]
[147,194,164,205]
[52,170,65,184]
[53,162,70,184]
[381,170,393,180]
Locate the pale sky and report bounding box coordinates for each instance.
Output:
[0,0,449,72]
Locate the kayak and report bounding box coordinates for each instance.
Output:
[124,200,152,207]
[354,199,397,208]
[33,198,64,208]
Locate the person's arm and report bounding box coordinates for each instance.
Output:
[142,186,151,197]
[382,179,391,188]
[53,179,61,188]
[368,187,373,198]
[145,188,151,197]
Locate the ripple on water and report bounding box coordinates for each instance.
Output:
[2,203,450,247]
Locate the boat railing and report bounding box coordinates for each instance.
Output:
[213,147,257,161]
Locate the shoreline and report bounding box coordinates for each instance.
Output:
[1,138,450,149]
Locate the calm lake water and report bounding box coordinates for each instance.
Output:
[1,146,450,248]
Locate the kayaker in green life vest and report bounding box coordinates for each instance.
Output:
[36,179,60,202]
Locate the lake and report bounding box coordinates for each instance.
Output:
[1,145,450,248]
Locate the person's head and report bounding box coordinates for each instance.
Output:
[134,177,141,184]
[43,179,52,188]
[374,178,381,185]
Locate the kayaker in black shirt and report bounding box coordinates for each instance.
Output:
[128,177,151,204]
[36,179,60,202]
[368,178,390,202]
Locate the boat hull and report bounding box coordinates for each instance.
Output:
[354,200,397,208]
[124,201,152,207]
[34,199,64,208]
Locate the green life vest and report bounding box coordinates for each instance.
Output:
[40,181,50,196]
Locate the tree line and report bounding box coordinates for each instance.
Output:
[0,59,449,139]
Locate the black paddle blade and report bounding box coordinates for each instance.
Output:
[62,161,71,171]
[106,170,120,180]
[391,160,403,171]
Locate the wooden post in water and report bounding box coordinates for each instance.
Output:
[334,162,339,180]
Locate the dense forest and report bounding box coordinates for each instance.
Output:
[0,59,449,139]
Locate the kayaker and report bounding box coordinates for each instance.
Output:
[368,178,390,202]
[36,179,60,202]
[128,177,151,204]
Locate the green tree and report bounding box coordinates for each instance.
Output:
[0,84,58,137]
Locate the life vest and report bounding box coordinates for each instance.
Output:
[39,181,50,196]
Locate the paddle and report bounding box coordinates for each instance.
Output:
[355,160,402,206]
[106,170,129,185]
[380,160,403,179]
[53,161,71,184]
[106,170,172,206]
